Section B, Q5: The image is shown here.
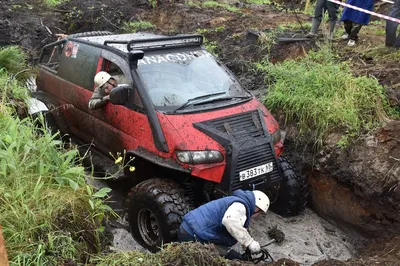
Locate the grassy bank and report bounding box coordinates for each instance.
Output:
[0,46,110,265]
[257,45,400,145]
[91,242,229,266]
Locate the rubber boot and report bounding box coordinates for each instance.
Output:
[328,21,336,40]
[306,18,321,38]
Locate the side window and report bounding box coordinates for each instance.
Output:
[102,59,144,109]
[39,42,65,73]
[58,42,100,90]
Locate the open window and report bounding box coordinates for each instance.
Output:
[102,59,144,110]
[39,42,65,73]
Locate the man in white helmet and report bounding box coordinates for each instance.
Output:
[178,189,270,260]
[88,71,118,110]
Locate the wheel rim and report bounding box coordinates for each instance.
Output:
[137,208,161,247]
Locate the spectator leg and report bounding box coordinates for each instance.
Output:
[310,0,326,34]
[386,0,400,47]
[344,20,353,35]
[350,23,362,40]
[327,2,339,23]
[327,2,339,39]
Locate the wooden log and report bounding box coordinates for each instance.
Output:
[0,225,9,266]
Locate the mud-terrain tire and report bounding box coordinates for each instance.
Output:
[127,178,190,252]
[271,156,307,217]
[68,31,113,38]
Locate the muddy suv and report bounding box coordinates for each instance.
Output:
[34,31,307,251]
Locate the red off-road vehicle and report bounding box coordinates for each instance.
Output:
[33,31,307,251]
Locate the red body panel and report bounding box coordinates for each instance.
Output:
[38,68,283,184]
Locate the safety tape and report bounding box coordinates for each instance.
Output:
[328,0,400,24]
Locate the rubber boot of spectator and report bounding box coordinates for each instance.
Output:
[328,21,336,40]
[306,18,321,38]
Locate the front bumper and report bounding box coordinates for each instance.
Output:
[194,109,282,194]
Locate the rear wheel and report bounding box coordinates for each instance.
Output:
[127,178,190,252]
[271,156,307,216]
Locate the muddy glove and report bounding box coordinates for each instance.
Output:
[248,240,261,254]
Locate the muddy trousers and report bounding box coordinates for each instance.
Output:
[311,0,340,35]
[177,226,244,261]
[344,20,363,40]
[386,0,400,47]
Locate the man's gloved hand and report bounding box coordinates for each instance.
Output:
[248,240,261,254]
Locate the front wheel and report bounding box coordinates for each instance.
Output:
[270,156,308,216]
[127,178,190,252]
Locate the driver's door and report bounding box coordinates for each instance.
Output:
[89,54,153,155]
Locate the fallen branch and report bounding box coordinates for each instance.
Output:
[40,18,52,35]
[101,15,120,29]
[51,8,73,13]
[389,156,400,162]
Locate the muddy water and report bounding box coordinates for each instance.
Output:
[105,206,361,265]
[249,209,362,265]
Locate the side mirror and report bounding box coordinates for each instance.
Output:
[128,50,144,68]
[109,85,132,105]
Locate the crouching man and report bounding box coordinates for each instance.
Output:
[178,190,270,260]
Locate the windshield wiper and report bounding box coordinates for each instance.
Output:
[192,95,252,105]
[173,92,226,113]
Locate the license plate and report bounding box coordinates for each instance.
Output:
[239,162,273,181]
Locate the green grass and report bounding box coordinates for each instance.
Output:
[43,0,64,6]
[0,48,112,264]
[277,22,312,32]
[91,242,229,266]
[196,29,221,56]
[122,21,156,33]
[257,45,400,145]
[0,46,33,81]
[245,0,272,4]
[202,1,240,12]
[186,1,201,7]
[362,45,400,61]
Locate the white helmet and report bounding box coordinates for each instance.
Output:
[253,190,270,213]
[94,71,112,88]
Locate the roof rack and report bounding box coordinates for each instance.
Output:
[104,34,203,51]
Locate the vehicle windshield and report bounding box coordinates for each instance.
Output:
[137,49,252,112]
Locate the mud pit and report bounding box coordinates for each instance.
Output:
[86,172,361,265]
[2,0,399,264]
[107,208,361,264]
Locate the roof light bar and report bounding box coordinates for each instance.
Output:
[127,35,203,51]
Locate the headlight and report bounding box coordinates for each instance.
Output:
[176,150,224,164]
[271,128,282,144]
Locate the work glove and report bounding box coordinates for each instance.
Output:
[248,240,262,254]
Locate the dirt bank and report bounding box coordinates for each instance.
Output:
[309,121,400,237]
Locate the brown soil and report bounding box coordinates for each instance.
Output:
[1,0,399,265]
